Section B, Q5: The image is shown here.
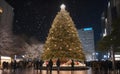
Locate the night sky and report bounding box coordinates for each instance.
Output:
[6,0,108,44]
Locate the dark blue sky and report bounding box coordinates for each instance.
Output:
[6,0,108,44]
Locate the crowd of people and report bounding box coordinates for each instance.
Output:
[2,60,33,71]
[33,58,74,74]
[2,58,75,74]
[2,59,120,74]
[86,60,120,74]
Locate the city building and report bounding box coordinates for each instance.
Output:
[101,0,120,37]
[0,0,14,31]
[0,0,14,68]
[78,27,95,61]
[0,0,44,62]
[101,0,120,60]
[0,0,14,50]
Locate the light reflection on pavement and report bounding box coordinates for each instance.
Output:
[0,68,92,74]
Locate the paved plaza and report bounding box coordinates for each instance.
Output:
[1,68,118,74]
[0,68,92,74]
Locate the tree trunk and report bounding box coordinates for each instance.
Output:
[111,49,116,74]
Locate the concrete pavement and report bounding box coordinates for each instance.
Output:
[0,68,91,74]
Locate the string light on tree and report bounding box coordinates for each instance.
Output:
[41,4,85,62]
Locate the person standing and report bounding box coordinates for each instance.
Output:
[36,60,39,73]
[48,59,53,74]
[13,60,17,72]
[2,61,6,71]
[56,58,60,73]
[71,59,74,70]
[39,60,44,74]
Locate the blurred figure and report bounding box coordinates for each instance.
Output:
[13,60,17,72]
[2,61,6,70]
[48,59,53,74]
[46,61,49,74]
[71,59,74,70]
[39,59,44,74]
[56,58,60,74]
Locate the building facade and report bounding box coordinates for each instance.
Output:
[101,0,120,60]
[78,27,95,61]
[0,0,14,68]
[0,0,14,54]
[101,0,120,37]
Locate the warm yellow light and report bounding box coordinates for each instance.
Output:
[60,47,62,49]
[1,56,11,60]
[54,44,56,47]
[47,48,50,50]
[0,9,3,13]
[66,45,69,47]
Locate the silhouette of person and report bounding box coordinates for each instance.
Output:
[2,61,6,70]
[46,61,49,74]
[13,60,17,72]
[48,59,53,74]
[56,58,60,74]
[39,60,44,74]
[71,59,74,70]
[35,60,39,73]
[10,61,14,70]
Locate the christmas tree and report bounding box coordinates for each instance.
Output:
[41,4,85,62]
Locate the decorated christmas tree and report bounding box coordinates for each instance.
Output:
[41,4,85,62]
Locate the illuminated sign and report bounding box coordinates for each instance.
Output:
[84,27,93,31]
